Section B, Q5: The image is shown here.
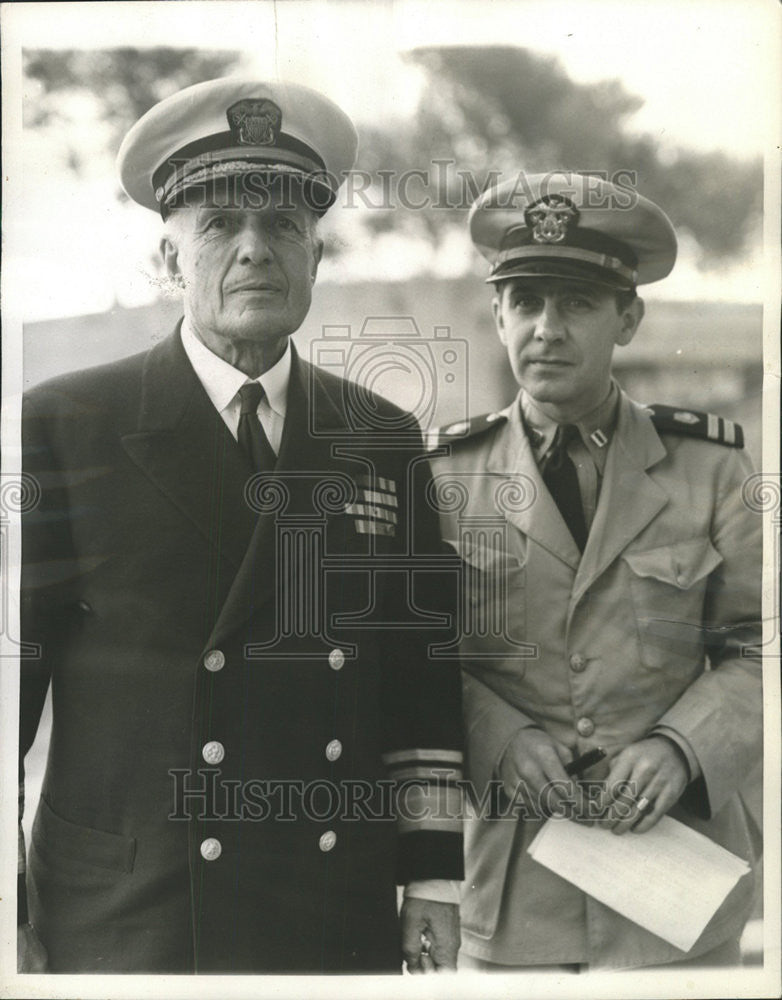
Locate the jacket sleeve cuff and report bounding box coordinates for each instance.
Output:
[403,879,461,904]
[648,726,701,780]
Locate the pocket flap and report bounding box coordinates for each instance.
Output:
[623,537,723,589]
[444,538,524,573]
[32,797,136,873]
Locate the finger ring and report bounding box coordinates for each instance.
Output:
[636,795,651,813]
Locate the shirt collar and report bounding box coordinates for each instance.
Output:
[520,380,620,467]
[180,318,291,418]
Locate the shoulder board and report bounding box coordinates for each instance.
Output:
[425,410,509,451]
[647,404,744,448]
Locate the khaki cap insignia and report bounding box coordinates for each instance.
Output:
[525,194,579,245]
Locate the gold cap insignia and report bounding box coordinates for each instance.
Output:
[226,98,282,146]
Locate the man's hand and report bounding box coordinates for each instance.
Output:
[601,736,689,835]
[498,727,592,821]
[400,898,459,973]
[17,923,48,973]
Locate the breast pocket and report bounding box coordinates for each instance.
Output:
[448,538,532,674]
[622,537,723,672]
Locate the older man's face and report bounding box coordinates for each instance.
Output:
[162,189,322,352]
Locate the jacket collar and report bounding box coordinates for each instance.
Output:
[122,326,353,642]
[571,390,669,601]
[484,387,669,574]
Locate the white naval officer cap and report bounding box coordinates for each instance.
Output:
[117,77,358,217]
[469,172,678,289]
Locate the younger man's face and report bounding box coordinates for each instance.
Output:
[492,276,643,420]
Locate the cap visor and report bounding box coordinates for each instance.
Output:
[487,258,634,290]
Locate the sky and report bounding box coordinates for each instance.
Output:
[2,0,779,320]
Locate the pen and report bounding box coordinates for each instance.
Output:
[565,746,607,776]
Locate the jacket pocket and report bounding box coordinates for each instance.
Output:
[447,538,529,674]
[622,537,723,671]
[32,797,136,873]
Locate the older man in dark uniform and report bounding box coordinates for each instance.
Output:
[428,173,761,971]
[18,78,462,974]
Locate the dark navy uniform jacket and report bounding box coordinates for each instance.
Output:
[20,327,463,973]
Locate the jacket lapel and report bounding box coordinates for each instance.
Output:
[207,347,350,645]
[572,392,669,604]
[486,402,582,570]
[120,327,259,570]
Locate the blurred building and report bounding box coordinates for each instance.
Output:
[24,279,762,461]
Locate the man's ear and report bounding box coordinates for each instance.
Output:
[310,237,324,282]
[491,293,507,345]
[615,296,645,347]
[160,236,180,282]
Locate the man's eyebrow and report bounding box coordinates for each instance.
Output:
[559,284,599,296]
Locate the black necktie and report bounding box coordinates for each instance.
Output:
[540,425,587,552]
[237,383,277,471]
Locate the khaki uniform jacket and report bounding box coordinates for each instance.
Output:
[429,388,761,970]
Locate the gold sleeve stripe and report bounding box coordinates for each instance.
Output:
[390,765,462,783]
[398,815,464,835]
[382,748,464,767]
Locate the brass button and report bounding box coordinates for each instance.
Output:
[200,838,222,861]
[318,831,337,852]
[325,739,342,762]
[202,741,225,765]
[204,649,225,672]
[576,717,595,738]
[328,648,345,671]
[569,653,586,672]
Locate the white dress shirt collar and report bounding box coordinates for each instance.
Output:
[180,318,291,420]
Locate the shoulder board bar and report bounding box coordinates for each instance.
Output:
[426,410,509,451]
[647,404,744,448]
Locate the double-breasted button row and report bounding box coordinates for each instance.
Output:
[206,647,346,672]
[203,831,339,860]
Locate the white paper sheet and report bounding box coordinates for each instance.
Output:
[527,816,751,952]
